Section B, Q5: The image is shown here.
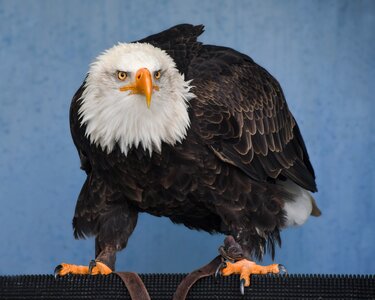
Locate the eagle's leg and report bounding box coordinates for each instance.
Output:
[55,203,138,277]
[217,236,286,294]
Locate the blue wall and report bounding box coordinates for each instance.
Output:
[0,0,374,275]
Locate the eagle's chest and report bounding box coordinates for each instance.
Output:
[98,143,206,212]
[91,141,238,233]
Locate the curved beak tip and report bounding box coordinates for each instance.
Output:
[146,96,151,108]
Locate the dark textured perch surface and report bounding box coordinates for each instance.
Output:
[1,273,374,299]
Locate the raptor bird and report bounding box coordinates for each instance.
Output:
[56,24,321,291]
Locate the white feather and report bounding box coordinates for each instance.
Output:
[278,180,314,227]
[78,42,195,155]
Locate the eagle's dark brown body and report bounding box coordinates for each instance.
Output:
[70,24,317,267]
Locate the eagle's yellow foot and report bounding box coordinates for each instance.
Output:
[88,260,112,275]
[216,259,287,295]
[54,260,112,277]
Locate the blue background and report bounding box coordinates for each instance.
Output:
[0,0,374,275]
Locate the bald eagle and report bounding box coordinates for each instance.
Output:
[56,24,320,289]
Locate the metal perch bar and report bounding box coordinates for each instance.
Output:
[1,273,374,299]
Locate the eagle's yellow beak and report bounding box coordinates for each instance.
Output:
[119,68,159,108]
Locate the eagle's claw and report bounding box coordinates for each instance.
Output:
[88,260,112,275]
[88,260,96,274]
[218,259,286,294]
[278,264,288,275]
[54,265,63,279]
[240,278,245,295]
[214,261,227,281]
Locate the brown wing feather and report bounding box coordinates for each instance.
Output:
[70,83,105,238]
[136,24,204,75]
[188,45,317,192]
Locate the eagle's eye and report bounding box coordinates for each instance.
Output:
[154,70,161,80]
[117,71,128,81]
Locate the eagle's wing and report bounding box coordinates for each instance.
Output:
[138,24,316,191]
[187,45,317,192]
[70,83,121,239]
[70,83,91,173]
[70,83,101,238]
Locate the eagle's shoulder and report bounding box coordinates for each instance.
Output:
[135,24,204,75]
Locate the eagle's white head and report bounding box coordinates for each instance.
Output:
[79,43,195,155]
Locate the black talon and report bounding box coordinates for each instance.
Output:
[88,260,96,274]
[214,266,221,281]
[240,278,245,295]
[278,264,288,275]
[54,265,62,279]
[214,261,227,281]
